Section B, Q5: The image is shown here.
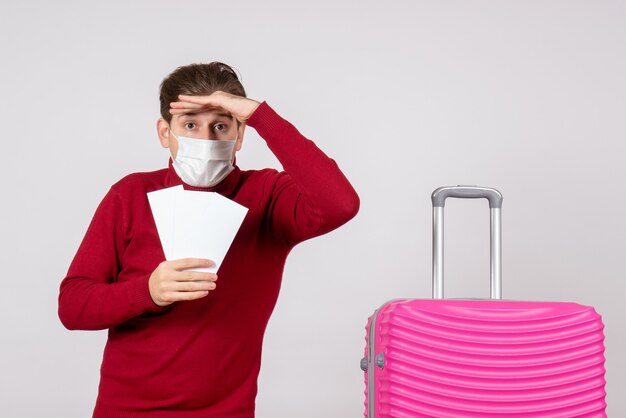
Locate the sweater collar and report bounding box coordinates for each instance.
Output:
[164,157,241,196]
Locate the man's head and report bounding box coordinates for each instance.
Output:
[159,62,246,125]
[157,62,246,159]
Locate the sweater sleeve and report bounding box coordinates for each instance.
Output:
[58,187,167,331]
[246,102,360,245]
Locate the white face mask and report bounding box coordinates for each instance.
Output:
[169,130,237,187]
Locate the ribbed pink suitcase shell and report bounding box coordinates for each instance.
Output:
[363,186,607,416]
[363,299,606,417]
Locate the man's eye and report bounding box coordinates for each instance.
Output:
[214,123,227,131]
[185,122,196,129]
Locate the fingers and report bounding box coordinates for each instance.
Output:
[171,280,217,292]
[169,92,259,122]
[168,258,214,271]
[175,291,211,302]
[156,289,212,305]
[169,101,212,115]
[169,100,209,109]
[149,274,217,306]
[173,270,218,282]
[170,92,225,110]
[169,92,233,115]
[150,258,220,307]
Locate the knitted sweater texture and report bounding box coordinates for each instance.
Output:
[58,102,359,417]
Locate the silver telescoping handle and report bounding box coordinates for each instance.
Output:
[431,186,503,300]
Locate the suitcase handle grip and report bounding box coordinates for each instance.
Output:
[431,186,503,300]
[432,185,503,208]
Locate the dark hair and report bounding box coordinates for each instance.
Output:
[159,62,246,123]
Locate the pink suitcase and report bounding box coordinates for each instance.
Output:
[362,186,606,417]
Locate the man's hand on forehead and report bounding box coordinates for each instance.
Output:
[170,91,260,124]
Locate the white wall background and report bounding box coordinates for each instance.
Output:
[1,0,624,416]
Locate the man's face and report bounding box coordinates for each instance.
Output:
[157,109,244,159]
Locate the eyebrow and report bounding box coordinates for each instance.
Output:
[177,111,234,120]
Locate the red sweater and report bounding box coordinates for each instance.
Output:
[58,102,359,418]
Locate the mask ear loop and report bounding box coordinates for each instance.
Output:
[230,131,238,165]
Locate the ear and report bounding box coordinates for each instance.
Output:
[157,118,171,148]
[235,123,246,151]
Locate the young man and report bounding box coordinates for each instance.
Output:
[58,62,359,417]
